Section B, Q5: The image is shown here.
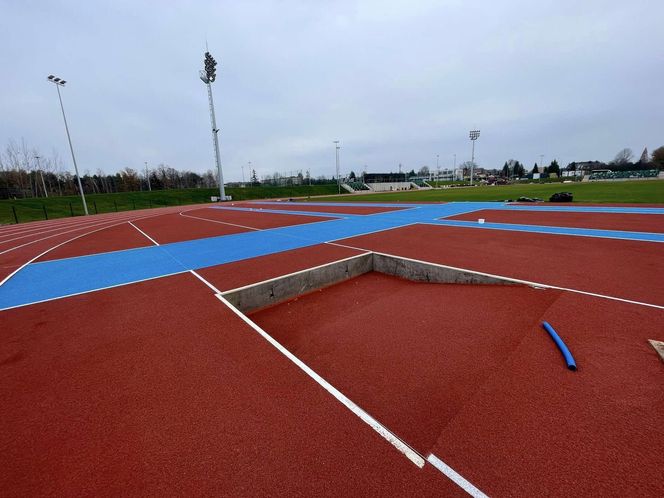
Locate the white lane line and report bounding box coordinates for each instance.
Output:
[0,217,129,256]
[0,270,189,312]
[0,217,118,244]
[0,210,183,287]
[189,269,223,294]
[219,252,371,295]
[179,211,260,231]
[425,221,664,244]
[183,266,425,468]
[427,454,489,498]
[326,243,664,310]
[128,221,160,246]
[213,292,425,468]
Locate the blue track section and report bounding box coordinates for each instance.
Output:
[1,201,663,310]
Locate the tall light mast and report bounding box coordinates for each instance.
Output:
[199,51,225,200]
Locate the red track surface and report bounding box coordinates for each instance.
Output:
[251,273,664,496]
[447,209,664,233]
[37,222,153,261]
[0,206,195,280]
[339,224,664,306]
[131,212,250,244]
[185,207,333,228]
[241,202,405,215]
[198,243,362,291]
[3,202,664,496]
[1,273,458,496]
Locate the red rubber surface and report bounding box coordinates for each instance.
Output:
[198,243,363,292]
[340,224,664,305]
[0,206,196,276]
[185,207,334,228]
[430,292,664,497]
[250,273,664,496]
[447,209,664,233]
[250,274,561,453]
[1,273,458,496]
[37,222,153,261]
[131,213,250,244]
[241,203,406,215]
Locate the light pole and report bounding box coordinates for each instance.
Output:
[47,75,88,214]
[333,140,340,194]
[469,130,480,185]
[199,50,225,201]
[539,154,544,172]
[436,154,439,185]
[35,155,48,197]
[453,153,457,180]
[145,161,151,191]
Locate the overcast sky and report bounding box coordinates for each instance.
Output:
[2,0,663,181]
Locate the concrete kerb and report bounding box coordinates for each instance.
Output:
[221,252,518,313]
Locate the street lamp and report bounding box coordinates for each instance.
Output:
[333,140,340,194]
[47,75,88,214]
[199,50,225,201]
[469,130,480,185]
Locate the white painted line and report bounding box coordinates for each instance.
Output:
[0,270,189,312]
[179,211,260,231]
[189,269,223,294]
[326,243,664,310]
[427,454,489,498]
[0,217,109,244]
[426,221,664,244]
[219,252,371,295]
[212,291,425,468]
[0,217,128,256]
[0,210,184,287]
[128,221,160,246]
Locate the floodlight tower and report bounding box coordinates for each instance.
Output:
[199,50,225,200]
[47,75,88,214]
[333,140,340,194]
[469,129,480,185]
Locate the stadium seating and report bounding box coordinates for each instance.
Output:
[589,169,659,180]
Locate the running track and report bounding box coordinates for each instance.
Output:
[1,200,663,496]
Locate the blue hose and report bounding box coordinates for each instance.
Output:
[542,321,577,371]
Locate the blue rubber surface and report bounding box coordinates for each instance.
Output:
[2,201,663,310]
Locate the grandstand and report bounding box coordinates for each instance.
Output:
[589,169,661,181]
[343,181,370,192]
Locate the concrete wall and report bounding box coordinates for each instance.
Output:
[222,251,518,313]
[222,253,373,313]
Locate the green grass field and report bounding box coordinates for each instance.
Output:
[0,184,339,224]
[316,180,664,204]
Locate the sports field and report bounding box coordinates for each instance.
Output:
[1,200,663,496]
[317,179,664,203]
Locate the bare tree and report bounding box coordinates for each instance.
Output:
[612,148,633,165]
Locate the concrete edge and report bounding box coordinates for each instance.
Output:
[222,251,517,313]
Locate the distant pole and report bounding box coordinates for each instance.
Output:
[436,154,439,185]
[145,161,151,191]
[35,156,48,197]
[199,50,225,200]
[540,154,544,170]
[47,75,88,214]
[453,153,457,180]
[334,140,340,194]
[469,130,480,185]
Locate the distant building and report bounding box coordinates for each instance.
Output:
[363,173,407,183]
